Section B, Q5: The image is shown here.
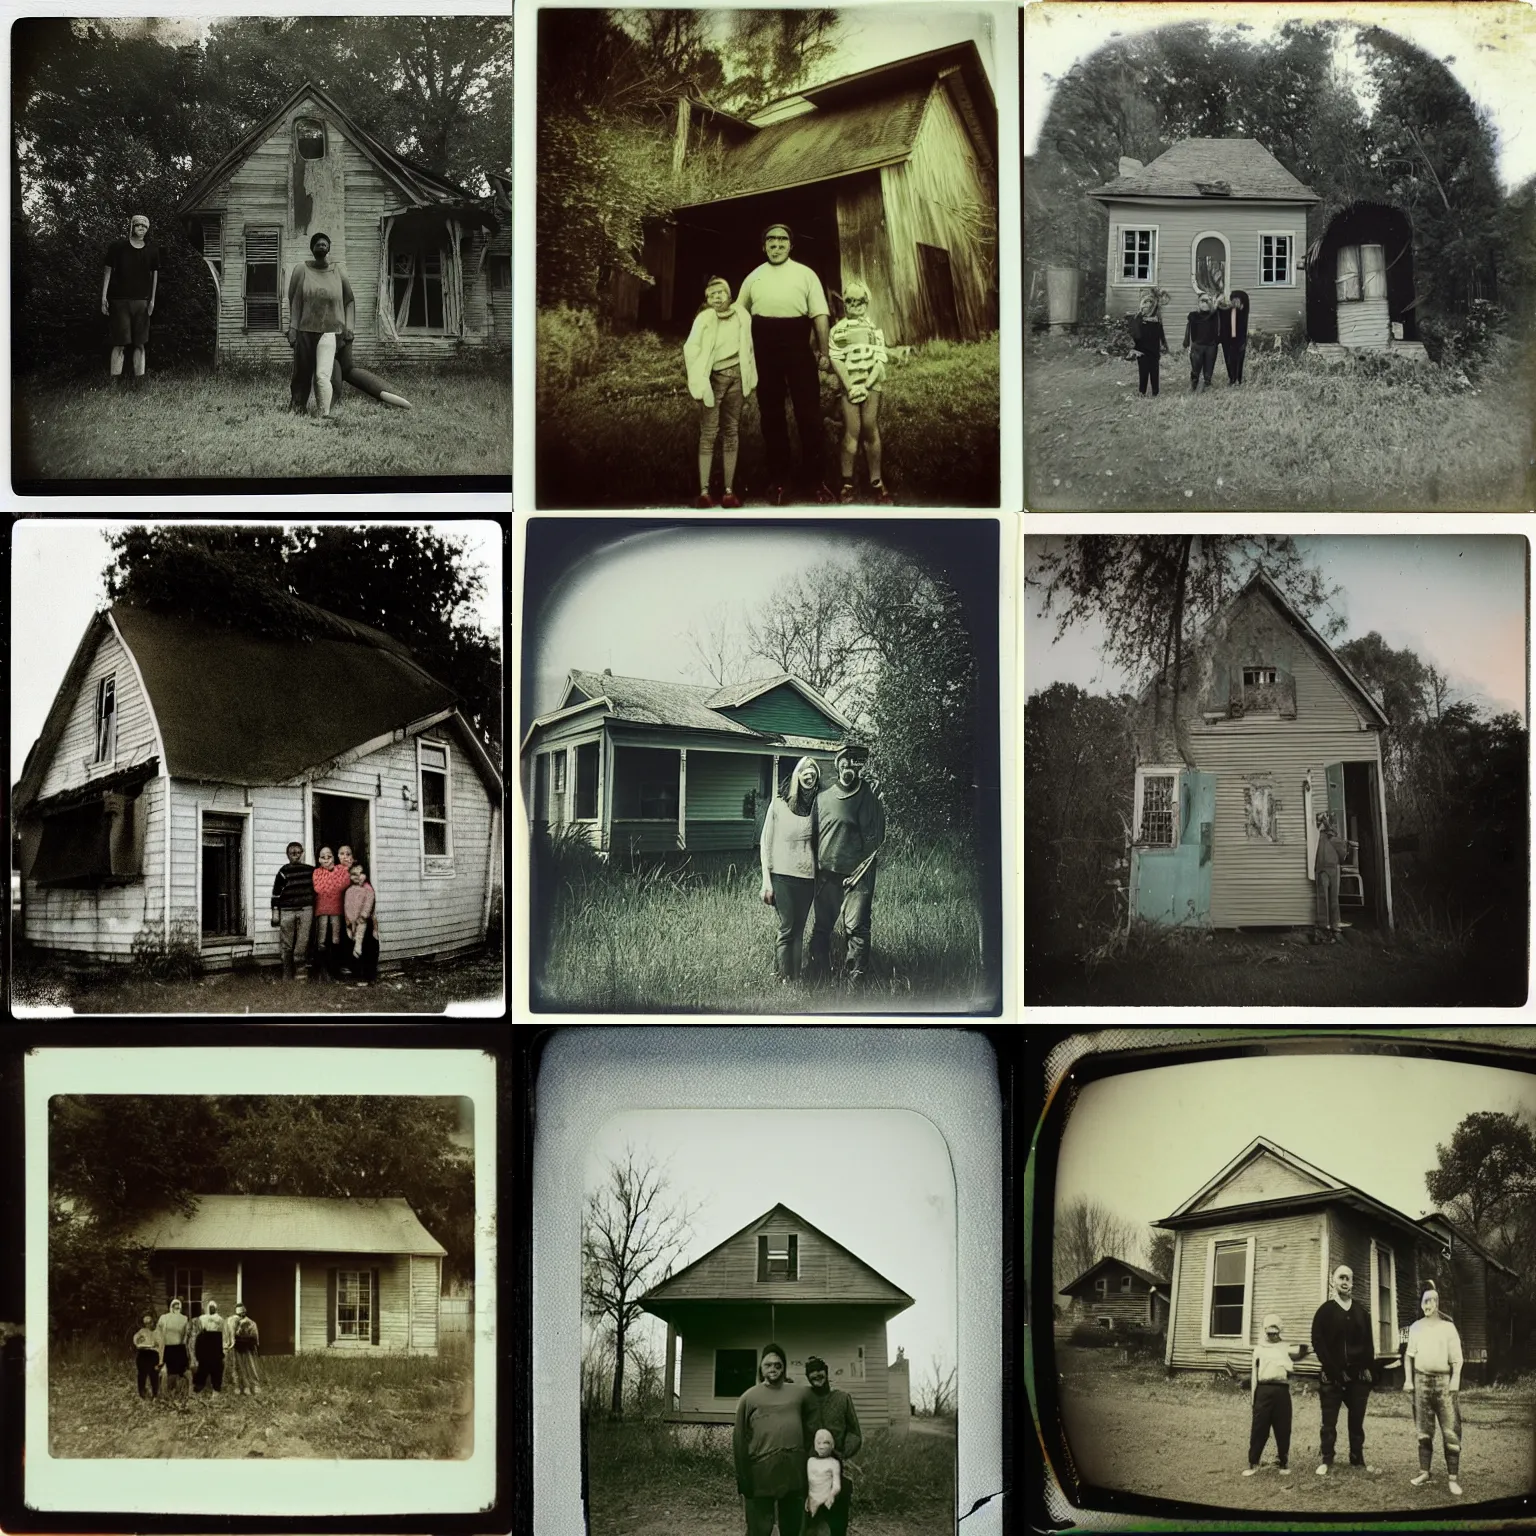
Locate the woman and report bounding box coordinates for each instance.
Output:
[1219,289,1250,385]
[286,232,355,420]
[759,757,820,983]
[1405,1285,1464,1496]
[683,275,757,508]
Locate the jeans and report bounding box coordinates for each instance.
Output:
[754,316,824,491]
[699,365,744,455]
[808,865,877,979]
[1318,1375,1372,1464]
[1222,339,1247,383]
[1249,1383,1291,1464]
[1415,1373,1461,1475]
[743,1494,803,1536]
[770,873,815,980]
[1189,342,1218,390]
[1315,867,1342,931]
[1137,353,1160,395]
[278,906,313,980]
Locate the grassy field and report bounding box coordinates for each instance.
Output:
[14,363,510,482]
[532,837,990,1013]
[585,1414,956,1536]
[1024,335,1534,510]
[1055,1344,1534,1512]
[538,330,1001,507]
[49,1337,473,1459]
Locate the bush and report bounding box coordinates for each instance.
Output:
[1069,1322,1122,1347]
[536,304,602,398]
[129,916,202,980]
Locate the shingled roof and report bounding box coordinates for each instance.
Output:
[1088,138,1319,203]
[129,1195,447,1255]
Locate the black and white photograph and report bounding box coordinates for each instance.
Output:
[11,14,510,494]
[1025,533,1530,1008]
[1024,1,1536,511]
[516,517,1005,1015]
[531,4,1005,509]
[1047,1041,1536,1517]
[10,519,505,1016]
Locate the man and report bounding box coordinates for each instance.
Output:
[803,1356,861,1536]
[229,1302,262,1397]
[1311,1264,1378,1477]
[808,744,886,983]
[737,223,836,506]
[733,1342,811,1536]
[286,231,356,420]
[1313,812,1352,944]
[100,213,159,387]
[155,1296,192,1412]
[188,1298,231,1399]
[1183,291,1220,393]
[271,840,315,981]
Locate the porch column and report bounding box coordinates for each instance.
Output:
[603,732,614,853]
[664,1321,677,1412]
[772,754,780,802]
[678,749,687,850]
[236,1260,243,1305]
[294,1260,302,1355]
[596,735,606,851]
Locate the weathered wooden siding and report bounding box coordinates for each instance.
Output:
[1102,198,1310,334]
[410,1254,441,1352]
[298,1253,411,1353]
[37,626,159,801]
[879,80,995,344]
[1191,1151,1330,1212]
[1324,1206,1421,1359]
[1067,1289,1161,1327]
[835,170,897,331]
[153,1254,241,1312]
[686,751,762,820]
[1338,296,1390,347]
[719,686,841,741]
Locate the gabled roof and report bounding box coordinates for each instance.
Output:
[1088,137,1319,203]
[1059,1256,1169,1296]
[1417,1213,1519,1277]
[128,1195,447,1256]
[706,673,853,728]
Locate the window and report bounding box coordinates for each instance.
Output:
[1094,1276,1108,1298]
[419,740,450,857]
[850,1344,865,1379]
[295,116,326,160]
[756,1233,799,1281]
[172,1267,204,1318]
[1210,1242,1247,1337]
[1371,1241,1398,1356]
[1244,781,1277,843]
[1119,226,1156,281]
[1121,1274,1132,1293]
[195,215,222,283]
[1097,1317,1113,1330]
[487,253,510,291]
[1136,771,1177,847]
[1260,232,1294,286]
[94,676,117,763]
[1193,232,1228,296]
[1243,667,1278,686]
[201,812,245,937]
[336,1269,372,1340]
[392,244,445,331]
[714,1348,759,1397]
[244,226,281,330]
[613,747,678,819]
[575,742,599,819]
[553,753,567,796]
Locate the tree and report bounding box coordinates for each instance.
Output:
[1145,1228,1174,1282]
[582,1145,699,1419]
[917,1352,956,1416]
[1054,1196,1141,1301]
[743,562,872,709]
[1425,1112,1536,1230]
[681,602,755,688]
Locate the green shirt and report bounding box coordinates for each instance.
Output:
[288,260,354,334]
[734,1379,812,1497]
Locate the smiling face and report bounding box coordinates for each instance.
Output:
[761,1353,785,1383]
[1333,1265,1354,1299]
[807,1362,828,1389]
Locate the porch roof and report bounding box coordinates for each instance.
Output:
[129,1195,447,1255]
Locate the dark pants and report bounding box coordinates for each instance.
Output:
[290,331,356,412]
[193,1333,224,1393]
[348,929,380,982]
[770,873,815,980]
[1222,339,1246,383]
[826,1480,851,1536]
[754,315,825,492]
[136,1348,160,1398]
[743,1493,803,1536]
[1190,343,1217,390]
[1136,352,1161,395]
[1318,1375,1372,1464]
[1249,1382,1291,1465]
[808,866,876,979]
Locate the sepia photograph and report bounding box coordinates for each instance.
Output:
[10,519,505,1016]
[533,4,1003,509]
[1048,1041,1536,1516]
[1024,1,1536,510]
[11,14,510,493]
[1025,533,1530,1008]
[517,517,1003,1015]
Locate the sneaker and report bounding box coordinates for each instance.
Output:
[720,490,743,508]
[838,482,856,503]
[1449,1479,1462,1495]
[813,482,837,505]
[693,492,715,508]
[1410,1471,1430,1486]
[872,480,895,505]
[1316,1463,1329,1475]
[1278,1465,1291,1477]
[1242,1466,1259,1477]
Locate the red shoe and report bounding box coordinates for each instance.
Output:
[814,483,837,505]
[721,490,743,508]
[693,491,715,508]
[872,480,895,505]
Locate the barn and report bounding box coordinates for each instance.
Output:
[12,600,502,971]
[1127,570,1394,931]
[614,42,997,345]
[639,1203,914,1429]
[1154,1137,1515,1384]
[1058,1257,1170,1332]
[176,80,505,367]
[521,669,849,854]
[128,1195,447,1356]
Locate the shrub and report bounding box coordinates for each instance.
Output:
[1069,1322,1122,1348]
[536,304,602,398]
[129,916,202,980]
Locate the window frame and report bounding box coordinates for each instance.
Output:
[612,745,681,821]
[1258,231,1297,289]
[335,1267,373,1341]
[552,751,567,796]
[1120,1273,1132,1293]
[417,735,454,874]
[1190,229,1231,299]
[1200,1234,1256,1347]
[1094,1275,1108,1298]
[1369,1239,1398,1358]
[1134,765,1181,849]
[713,1346,760,1398]
[172,1266,205,1318]
[294,115,327,161]
[573,740,600,821]
[390,242,447,334]
[93,675,117,765]
[1113,224,1159,286]
[243,224,282,332]
[1243,778,1279,844]
[1243,667,1278,686]
[195,805,252,946]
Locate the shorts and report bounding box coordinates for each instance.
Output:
[108,299,151,348]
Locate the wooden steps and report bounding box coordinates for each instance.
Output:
[1307,341,1430,362]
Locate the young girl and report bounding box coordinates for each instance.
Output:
[311,847,350,978]
[804,1427,842,1534]
[683,276,757,508]
[1129,289,1170,397]
[828,280,892,503]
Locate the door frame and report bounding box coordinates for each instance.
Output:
[311,787,376,878]
[1190,230,1231,299]
[194,803,253,953]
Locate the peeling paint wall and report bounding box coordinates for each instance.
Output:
[288,114,347,270]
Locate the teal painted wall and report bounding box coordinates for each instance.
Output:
[722,686,842,741]
[1133,769,1214,926]
[611,820,757,853]
[686,751,765,819]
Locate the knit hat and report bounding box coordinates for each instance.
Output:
[1263,1313,1283,1334]
[805,1355,828,1374]
[760,1341,787,1368]
[310,231,331,252]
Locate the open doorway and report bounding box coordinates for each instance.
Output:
[1342,761,1388,929]
[312,792,370,875]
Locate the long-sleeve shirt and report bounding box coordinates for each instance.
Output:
[803,1385,863,1462]
[683,305,758,403]
[1310,1297,1376,1385]
[132,1327,162,1358]
[733,1380,812,1498]
[1250,1340,1299,1386]
[828,317,888,391]
[1129,316,1168,356]
[761,797,817,879]
[344,881,377,935]
[1183,308,1220,348]
[271,859,316,910]
[814,783,885,875]
[1406,1316,1463,1379]
[312,863,351,916]
[1314,832,1352,876]
[806,1454,841,1508]
[287,260,354,334]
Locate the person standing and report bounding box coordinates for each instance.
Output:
[1220,289,1250,385]
[344,862,380,986]
[286,232,355,420]
[683,275,757,508]
[132,1311,162,1404]
[1405,1285,1464,1496]
[759,756,821,983]
[156,1296,192,1412]
[1183,292,1220,393]
[803,1355,862,1536]
[99,214,159,388]
[1313,812,1352,944]
[270,840,315,981]
[733,1341,812,1536]
[1311,1264,1378,1476]
[189,1298,230,1398]
[229,1302,262,1397]
[737,223,836,506]
[808,744,886,983]
[1129,290,1170,398]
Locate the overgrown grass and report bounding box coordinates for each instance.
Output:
[537,323,1001,507]
[1025,334,1534,509]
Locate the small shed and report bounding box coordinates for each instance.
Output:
[128,1195,448,1356]
[1304,198,1424,354]
[1059,1257,1170,1331]
[639,1202,914,1426]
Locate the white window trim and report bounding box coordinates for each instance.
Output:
[93,674,118,766]
[417,735,455,876]
[1095,1275,1108,1297]
[1304,778,1320,879]
[194,802,253,950]
[1369,1239,1398,1358]
[1164,1230,1183,1366]
[1190,230,1231,298]
[172,1265,205,1317]
[1111,222,1160,286]
[1201,1233,1255,1348]
[1134,765,1182,849]
[336,1267,373,1341]
[1258,230,1298,289]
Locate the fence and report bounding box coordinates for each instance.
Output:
[441,1295,474,1334]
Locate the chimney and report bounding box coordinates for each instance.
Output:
[1118,156,1143,178]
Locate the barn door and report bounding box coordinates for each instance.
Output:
[916,243,961,340]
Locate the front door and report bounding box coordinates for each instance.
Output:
[917,243,961,340]
[241,1255,296,1355]
[1195,235,1226,298]
[201,814,245,937]
[312,792,370,874]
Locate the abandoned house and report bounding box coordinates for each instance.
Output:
[12,600,503,970]
[1127,570,1393,931]
[1058,1257,1171,1332]
[639,1202,914,1430]
[1305,197,1425,354]
[1154,1137,1515,1383]
[520,669,849,855]
[610,41,997,345]
[176,80,506,366]
[128,1195,448,1355]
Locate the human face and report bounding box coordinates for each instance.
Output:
[1140,297,1155,317]
[1334,1266,1354,1298]
[130,217,149,239]
[1198,294,1213,312]
[318,847,334,868]
[807,1363,828,1389]
[338,847,354,869]
[312,236,330,260]
[836,756,858,789]
[845,293,869,316]
[814,1429,834,1455]
[1422,1291,1439,1318]
[143,1314,154,1327]
[798,763,819,792]
[287,843,304,862]
[761,1354,785,1383]
[706,281,731,313]
[171,1298,182,1312]
[764,231,791,265]
[350,865,367,885]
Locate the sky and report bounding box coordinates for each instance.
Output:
[9,520,504,780]
[1023,1,1536,190]
[1024,535,1530,722]
[1055,1046,1536,1266]
[585,1107,957,1382]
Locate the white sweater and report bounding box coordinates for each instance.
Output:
[760,797,817,879]
[683,306,758,405]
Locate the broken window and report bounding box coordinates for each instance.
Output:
[1244,781,1278,842]
[392,244,446,331]
[94,675,117,762]
[1243,667,1277,687]
[1236,665,1295,717]
[295,117,326,160]
[1137,773,1176,847]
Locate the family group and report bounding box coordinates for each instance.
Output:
[682,222,895,507]
[269,842,381,984]
[131,1296,261,1412]
[1245,1267,1467,1496]
[1127,286,1250,396]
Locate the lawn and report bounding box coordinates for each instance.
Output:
[1053,1344,1534,1512]
[538,330,1001,507]
[1024,334,1534,510]
[13,363,511,483]
[49,1337,473,1459]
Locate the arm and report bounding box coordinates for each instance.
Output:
[272,866,287,914]
[733,1397,751,1493]
[341,272,356,340]
[287,265,303,346]
[760,802,775,902]
[812,313,831,366]
[101,262,113,315]
[831,1460,842,1499]
[1403,1327,1415,1391]
[841,1397,862,1460]
[1250,1350,1259,1398]
[1182,315,1192,349]
[148,265,158,316]
[861,790,886,861]
[1449,1327,1462,1393]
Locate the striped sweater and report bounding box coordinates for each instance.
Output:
[270,860,315,910]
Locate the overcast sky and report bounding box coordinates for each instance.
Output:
[586,1108,956,1381]
[1024,1,1536,190]
[1056,1047,1536,1265]
[1024,534,1529,722]
[814,4,998,96]
[10,520,503,780]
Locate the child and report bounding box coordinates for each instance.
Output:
[229,1302,262,1397]
[1246,1313,1308,1476]
[804,1426,842,1534]
[344,862,380,986]
[1405,1285,1464,1496]
[132,1311,161,1403]
[1184,292,1221,392]
[1220,289,1250,385]
[1128,289,1170,398]
[311,846,350,979]
[828,280,892,504]
[683,275,757,508]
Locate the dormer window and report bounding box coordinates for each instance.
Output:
[757,1232,799,1281]
[94,676,117,763]
[1243,667,1277,687]
[295,117,326,160]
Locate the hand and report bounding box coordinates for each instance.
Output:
[147,299,155,317]
[342,327,354,343]
[761,882,774,906]
[271,910,280,927]
[286,330,297,349]
[1361,1369,1372,1384]
[817,352,829,369]
[101,298,110,316]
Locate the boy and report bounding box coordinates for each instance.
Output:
[132,1311,162,1403]
[1405,1285,1464,1496]
[229,1302,262,1396]
[1246,1313,1309,1477]
[1183,292,1221,392]
[828,281,892,503]
[270,839,315,981]
[805,1426,842,1534]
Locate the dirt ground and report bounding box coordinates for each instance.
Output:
[1055,1346,1534,1513]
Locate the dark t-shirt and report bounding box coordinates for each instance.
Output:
[1185,309,1220,347]
[104,239,160,300]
